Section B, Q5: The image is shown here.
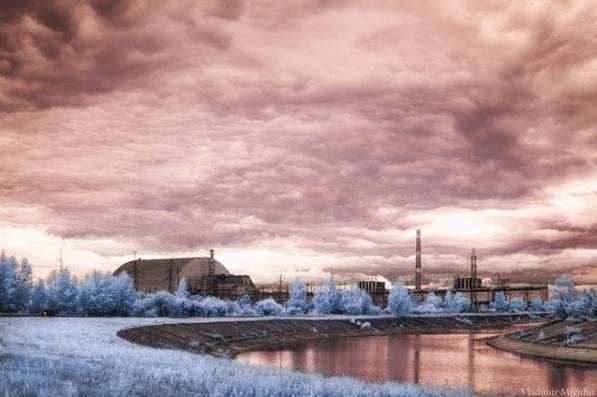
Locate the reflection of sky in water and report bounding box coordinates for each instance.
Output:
[236,326,597,394]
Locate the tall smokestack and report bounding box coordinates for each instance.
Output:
[415,229,421,290]
[471,248,477,308]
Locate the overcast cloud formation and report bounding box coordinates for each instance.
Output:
[1,0,597,285]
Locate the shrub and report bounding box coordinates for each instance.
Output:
[530,297,544,312]
[448,292,472,313]
[413,292,442,314]
[564,327,583,346]
[489,291,509,312]
[339,288,378,315]
[255,298,283,316]
[508,297,526,313]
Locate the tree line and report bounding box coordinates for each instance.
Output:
[1,252,594,319]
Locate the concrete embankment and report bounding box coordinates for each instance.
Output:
[487,319,597,365]
[117,313,546,358]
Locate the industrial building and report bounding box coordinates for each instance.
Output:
[357,279,385,293]
[412,285,548,306]
[409,230,549,306]
[112,231,550,308]
[357,279,387,306]
[454,276,482,290]
[113,249,257,298]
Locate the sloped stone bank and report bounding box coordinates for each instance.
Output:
[117,313,547,358]
[487,319,597,365]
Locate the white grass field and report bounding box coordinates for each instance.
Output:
[0,316,471,396]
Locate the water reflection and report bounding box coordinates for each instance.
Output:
[236,326,597,394]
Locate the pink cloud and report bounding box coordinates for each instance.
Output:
[1,0,596,284]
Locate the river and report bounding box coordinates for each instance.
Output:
[236,324,597,395]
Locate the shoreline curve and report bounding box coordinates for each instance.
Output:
[117,313,548,358]
[486,319,597,366]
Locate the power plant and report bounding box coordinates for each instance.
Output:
[411,230,547,306]
[113,230,548,307]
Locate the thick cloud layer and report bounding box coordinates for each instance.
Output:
[1,0,597,284]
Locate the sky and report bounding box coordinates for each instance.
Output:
[1,0,597,287]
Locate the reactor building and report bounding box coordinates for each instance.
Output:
[113,249,257,299]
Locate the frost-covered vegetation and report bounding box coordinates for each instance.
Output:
[487,276,597,321]
[0,317,470,397]
[1,252,594,319]
[564,326,584,346]
[386,281,472,315]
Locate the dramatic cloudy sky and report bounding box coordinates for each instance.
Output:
[1,0,597,286]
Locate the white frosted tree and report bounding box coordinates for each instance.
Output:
[47,268,79,314]
[449,291,472,313]
[78,272,109,316]
[489,291,509,312]
[77,272,135,316]
[530,297,544,312]
[255,297,284,316]
[552,276,577,301]
[176,277,190,299]
[286,278,308,315]
[442,290,453,311]
[236,294,256,316]
[441,290,472,313]
[312,277,341,314]
[566,289,595,320]
[546,276,577,318]
[386,280,414,315]
[30,280,47,313]
[340,287,375,315]
[112,272,136,316]
[15,257,33,312]
[414,291,442,314]
[0,255,18,312]
[0,254,33,313]
[509,297,526,312]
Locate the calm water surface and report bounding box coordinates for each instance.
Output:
[236,324,597,395]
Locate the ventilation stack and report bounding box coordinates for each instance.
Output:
[471,248,477,307]
[415,230,422,290]
[208,249,215,276]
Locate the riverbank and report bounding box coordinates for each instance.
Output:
[487,319,597,365]
[117,313,548,358]
[1,317,467,396]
